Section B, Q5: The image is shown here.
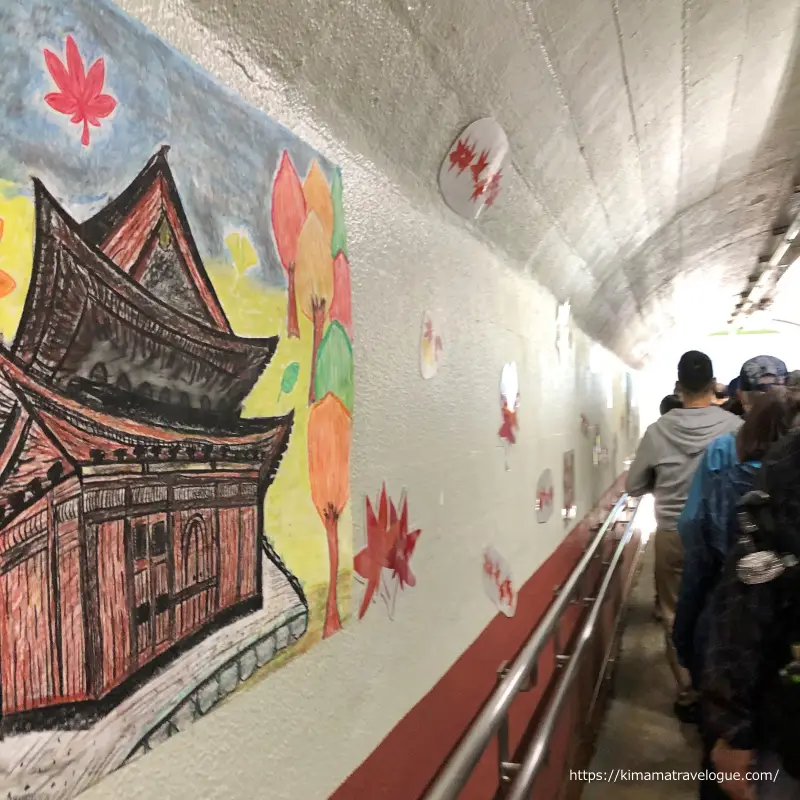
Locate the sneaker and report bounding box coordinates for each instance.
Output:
[673,697,699,724]
[652,604,663,622]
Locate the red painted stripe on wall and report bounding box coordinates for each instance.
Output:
[331,475,638,799]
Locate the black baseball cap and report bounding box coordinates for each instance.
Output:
[677,351,714,394]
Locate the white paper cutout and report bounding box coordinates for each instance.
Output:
[439,118,510,220]
[593,433,602,467]
[420,311,444,379]
[562,450,577,521]
[536,469,554,523]
[556,301,572,362]
[500,362,519,412]
[499,362,520,471]
[482,545,517,618]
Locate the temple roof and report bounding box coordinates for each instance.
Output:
[0,349,294,532]
[12,181,277,414]
[79,146,231,332]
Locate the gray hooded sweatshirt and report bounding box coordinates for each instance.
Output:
[626,406,743,530]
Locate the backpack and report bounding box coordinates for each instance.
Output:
[736,472,800,778]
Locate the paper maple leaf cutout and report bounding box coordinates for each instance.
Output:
[355,487,397,618]
[385,494,421,590]
[44,36,117,147]
[449,137,475,174]
[355,485,421,618]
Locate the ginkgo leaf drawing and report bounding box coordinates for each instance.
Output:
[43,36,117,147]
[225,232,258,294]
[277,362,300,399]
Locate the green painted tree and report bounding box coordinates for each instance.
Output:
[330,168,348,259]
[314,321,354,412]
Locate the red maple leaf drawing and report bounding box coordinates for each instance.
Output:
[498,395,519,445]
[485,171,502,207]
[498,578,514,606]
[44,36,117,147]
[449,137,475,174]
[385,494,421,589]
[470,149,490,183]
[470,179,486,202]
[483,554,494,577]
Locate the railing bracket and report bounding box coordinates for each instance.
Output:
[556,653,570,668]
[500,761,521,783]
[498,660,535,691]
[583,595,597,606]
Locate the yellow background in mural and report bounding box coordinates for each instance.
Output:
[0,185,35,341]
[207,263,354,595]
[0,186,351,618]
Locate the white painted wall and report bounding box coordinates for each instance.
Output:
[78,3,640,798]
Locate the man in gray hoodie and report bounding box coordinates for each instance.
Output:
[626,350,742,707]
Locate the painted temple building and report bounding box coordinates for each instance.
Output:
[0,147,302,729]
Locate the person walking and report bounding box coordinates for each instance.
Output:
[627,351,742,716]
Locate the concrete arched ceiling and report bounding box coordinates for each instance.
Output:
[169,0,800,367]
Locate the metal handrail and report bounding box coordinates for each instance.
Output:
[423,493,629,800]
[505,500,642,800]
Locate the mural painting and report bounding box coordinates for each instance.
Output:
[354,485,421,621]
[0,2,353,797]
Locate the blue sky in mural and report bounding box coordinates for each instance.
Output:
[0,0,337,286]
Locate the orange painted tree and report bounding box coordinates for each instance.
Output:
[308,392,352,637]
[295,211,334,405]
[271,152,307,338]
[303,161,334,242]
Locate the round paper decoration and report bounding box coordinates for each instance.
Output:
[536,469,554,523]
[439,118,510,220]
[420,311,443,379]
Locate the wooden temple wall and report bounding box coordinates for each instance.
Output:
[55,495,87,703]
[97,518,131,694]
[0,491,88,716]
[0,475,264,717]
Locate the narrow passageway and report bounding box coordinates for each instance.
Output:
[582,542,700,800]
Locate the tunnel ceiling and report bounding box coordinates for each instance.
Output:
[166,0,800,367]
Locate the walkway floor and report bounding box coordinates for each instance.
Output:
[582,539,701,800]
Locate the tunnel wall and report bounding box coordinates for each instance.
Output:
[77,2,643,798]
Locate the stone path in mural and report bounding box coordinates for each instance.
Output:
[0,557,307,800]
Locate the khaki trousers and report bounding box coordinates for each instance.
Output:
[654,528,695,694]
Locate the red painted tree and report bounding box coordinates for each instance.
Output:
[271,152,307,338]
[330,251,352,338]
